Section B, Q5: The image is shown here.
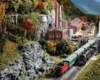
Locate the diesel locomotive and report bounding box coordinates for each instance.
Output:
[55,39,97,74]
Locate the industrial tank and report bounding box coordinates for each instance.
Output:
[39,14,47,23]
[68,29,73,38]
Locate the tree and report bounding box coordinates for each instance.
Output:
[0,32,7,53]
[22,20,36,33]
[4,15,12,34]
[26,28,38,41]
[18,27,26,43]
[56,39,75,55]
[0,3,8,31]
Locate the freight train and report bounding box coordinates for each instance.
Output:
[55,39,97,74]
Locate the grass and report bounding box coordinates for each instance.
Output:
[91,25,95,34]
[79,30,84,34]
[76,55,100,80]
[0,40,21,71]
[67,17,72,21]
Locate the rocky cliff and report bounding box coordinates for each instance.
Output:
[0,42,55,80]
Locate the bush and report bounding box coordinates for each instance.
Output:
[26,28,38,41]
[56,39,75,55]
[18,4,27,14]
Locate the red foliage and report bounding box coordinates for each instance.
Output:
[39,2,43,10]
[2,0,6,3]
[22,21,36,33]
[54,1,57,5]
[63,3,66,6]
[1,21,6,30]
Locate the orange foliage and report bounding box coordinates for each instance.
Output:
[68,10,70,14]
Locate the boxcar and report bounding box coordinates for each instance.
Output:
[63,53,77,68]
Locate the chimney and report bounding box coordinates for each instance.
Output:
[59,6,62,29]
[55,3,58,28]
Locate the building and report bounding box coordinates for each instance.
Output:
[47,3,68,41]
[81,17,87,22]
[68,18,83,34]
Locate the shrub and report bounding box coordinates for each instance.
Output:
[26,28,38,41]
[56,39,75,55]
[17,4,27,14]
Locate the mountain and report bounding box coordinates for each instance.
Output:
[71,0,100,16]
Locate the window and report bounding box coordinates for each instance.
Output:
[50,34,52,38]
[53,34,55,38]
[56,34,58,38]
[59,34,61,38]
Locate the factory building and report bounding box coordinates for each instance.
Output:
[47,3,68,41]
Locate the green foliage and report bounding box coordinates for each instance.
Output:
[73,45,78,52]
[4,15,12,28]
[14,3,19,12]
[0,33,7,53]
[9,1,16,8]
[26,28,38,41]
[38,38,46,50]
[18,15,24,27]
[17,4,27,14]
[56,39,75,55]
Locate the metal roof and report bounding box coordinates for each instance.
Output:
[69,18,79,23]
[72,21,83,26]
[64,53,77,61]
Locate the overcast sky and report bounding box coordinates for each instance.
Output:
[71,0,100,17]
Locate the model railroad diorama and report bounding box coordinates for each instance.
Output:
[0,0,100,80]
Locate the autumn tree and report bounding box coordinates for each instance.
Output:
[22,20,36,33]
[0,3,8,31]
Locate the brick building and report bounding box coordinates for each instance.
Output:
[81,17,87,22]
[47,3,68,41]
[68,18,83,34]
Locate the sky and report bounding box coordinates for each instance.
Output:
[71,0,100,17]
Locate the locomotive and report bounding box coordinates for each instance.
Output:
[55,39,97,74]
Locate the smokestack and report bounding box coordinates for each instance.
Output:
[59,6,62,29]
[62,5,63,28]
[55,3,58,28]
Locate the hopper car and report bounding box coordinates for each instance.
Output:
[55,39,97,74]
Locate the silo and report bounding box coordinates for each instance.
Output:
[68,29,73,38]
[39,14,47,23]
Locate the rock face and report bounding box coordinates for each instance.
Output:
[0,42,55,80]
